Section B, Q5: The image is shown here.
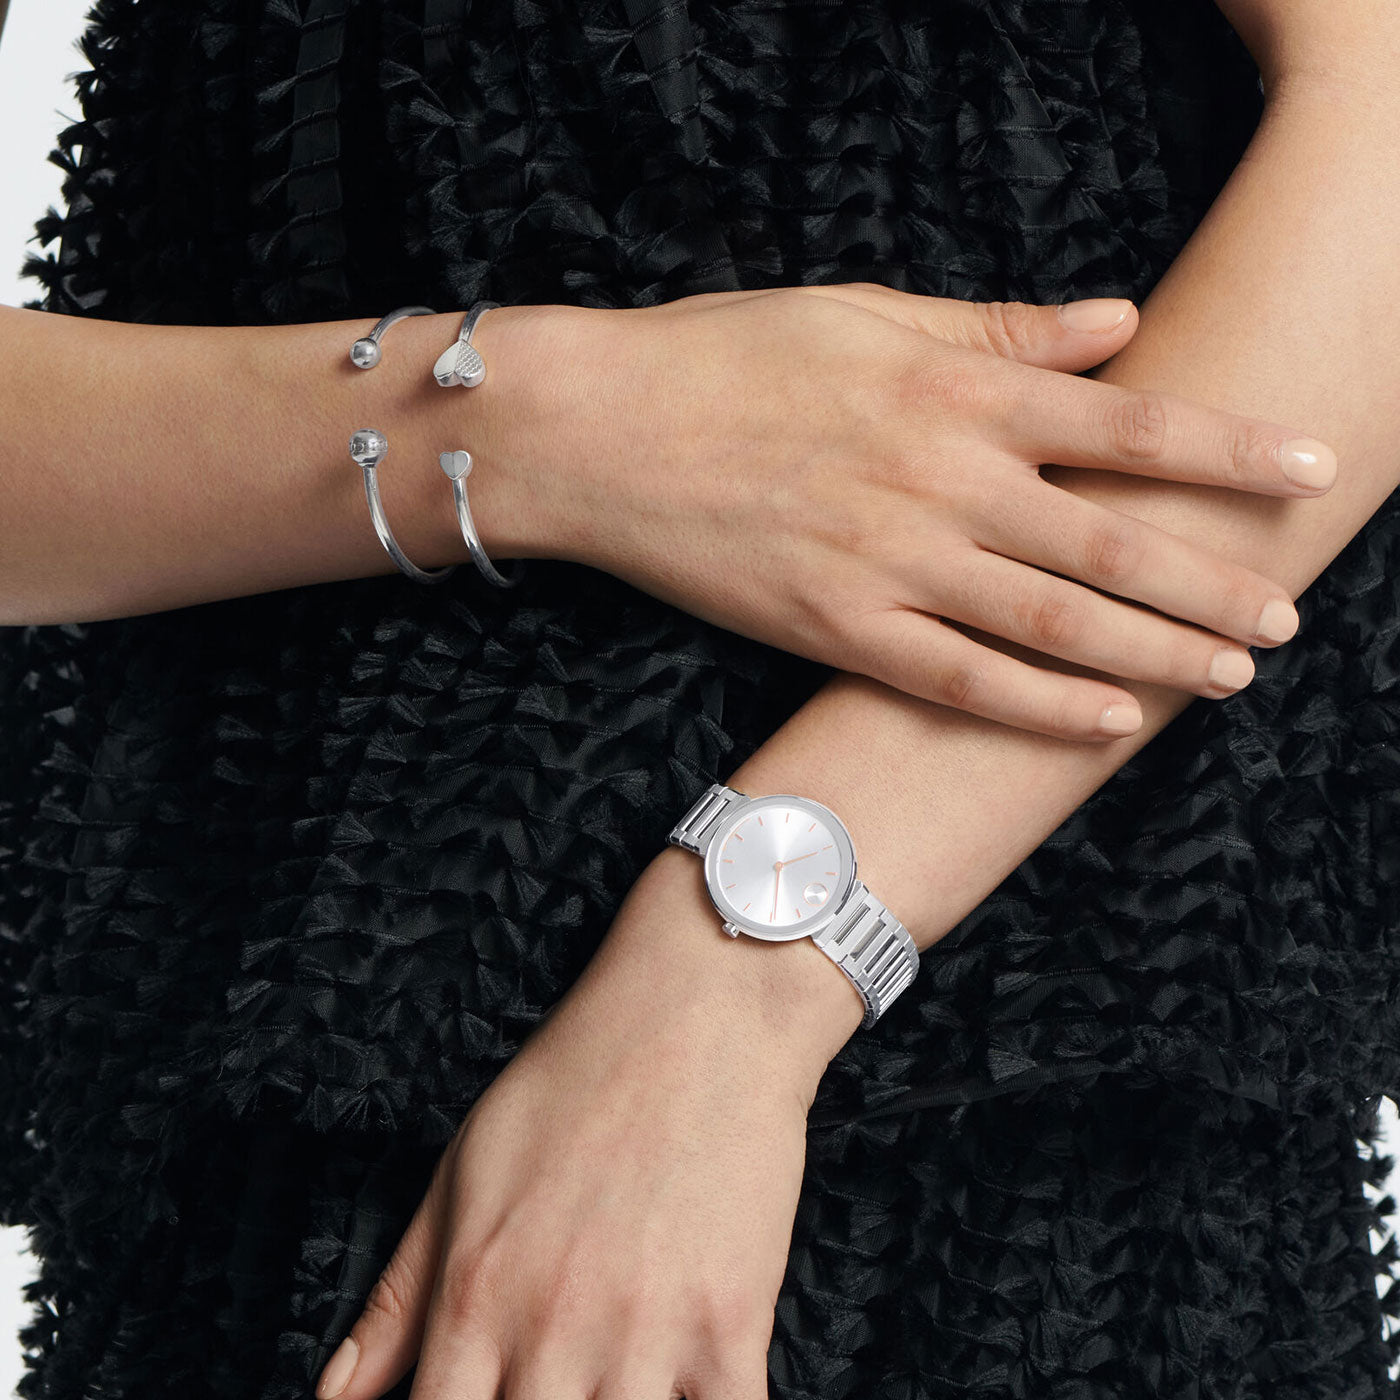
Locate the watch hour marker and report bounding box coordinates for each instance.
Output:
[743,902,751,911]
[785,812,790,822]
[794,906,802,917]
[725,883,736,890]
[757,815,764,826]
[808,822,816,831]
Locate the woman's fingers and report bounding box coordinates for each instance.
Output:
[314,1155,452,1400]
[859,606,1145,741]
[405,1293,503,1400]
[935,548,1258,699]
[979,354,1337,496]
[978,479,1300,648]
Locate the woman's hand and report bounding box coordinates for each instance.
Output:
[470,287,1334,742]
[313,850,854,1400]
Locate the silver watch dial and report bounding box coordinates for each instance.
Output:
[702,795,856,941]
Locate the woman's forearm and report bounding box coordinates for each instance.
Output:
[605,73,1400,1055]
[0,300,579,623]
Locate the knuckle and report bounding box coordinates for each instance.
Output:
[906,349,989,418]
[1107,389,1169,463]
[1047,689,1094,739]
[1224,421,1277,485]
[981,299,1039,356]
[533,1263,591,1327]
[1020,593,1083,651]
[1210,570,1261,638]
[695,1283,769,1346]
[437,1245,500,1321]
[363,1263,413,1327]
[1083,518,1141,586]
[878,440,929,499]
[933,657,988,711]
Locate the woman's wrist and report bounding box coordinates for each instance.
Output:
[340,302,589,571]
[573,845,867,1107]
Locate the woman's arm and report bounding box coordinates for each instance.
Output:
[1,294,1315,744]
[314,35,1400,1400]
[0,302,568,620]
[3,210,1340,741]
[597,58,1400,1048]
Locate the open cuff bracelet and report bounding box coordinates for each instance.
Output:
[345,300,523,588]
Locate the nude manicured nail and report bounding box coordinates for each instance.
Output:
[1278,437,1336,490]
[1208,648,1254,693]
[1098,703,1142,736]
[317,1337,359,1400]
[1057,297,1133,332]
[1255,598,1299,645]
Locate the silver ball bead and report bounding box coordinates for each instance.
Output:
[348,427,389,466]
[349,337,381,369]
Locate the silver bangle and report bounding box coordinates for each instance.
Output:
[346,304,457,585]
[431,300,499,387]
[431,300,525,589]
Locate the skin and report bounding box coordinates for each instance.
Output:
[0,295,1330,742]
[0,0,1390,1394]
[472,284,1330,739]
[314,21,1400,1400]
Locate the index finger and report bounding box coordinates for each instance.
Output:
[981,360,1337,496]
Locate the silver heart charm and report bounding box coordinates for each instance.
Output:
[440,449,473,481]
[454,341,486,387]
[432,342,461,386]
[432,339,486,388]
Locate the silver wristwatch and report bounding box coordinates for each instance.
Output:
[667,784,920,1029]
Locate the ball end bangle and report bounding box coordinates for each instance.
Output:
[344,300,521,588]
[349,304,437,372]
[347,428,457,585]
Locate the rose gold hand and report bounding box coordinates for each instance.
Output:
[771,863,781,922]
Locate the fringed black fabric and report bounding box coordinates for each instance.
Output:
[3,0,1398,1396]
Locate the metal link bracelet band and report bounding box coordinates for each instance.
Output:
[345,300,523,588]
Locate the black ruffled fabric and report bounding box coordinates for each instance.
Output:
[3,0,1398,1395]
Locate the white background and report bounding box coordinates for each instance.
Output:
[0,1,1396,1394]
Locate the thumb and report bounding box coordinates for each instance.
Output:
[314,1150,452,1400]
[805,282,1138,371]
[919,294,1139,370]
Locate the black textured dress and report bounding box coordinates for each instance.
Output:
[3,1,1398,1396]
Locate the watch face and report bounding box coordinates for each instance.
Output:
[703,795,856,941]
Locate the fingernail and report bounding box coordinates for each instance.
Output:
[1208,648,1255,693]
[317,1337,359,1400]
[1098,702,1142,736]
[1278,437,1336,490]
[1057,297,1133,332]
[1254,598,1299,645]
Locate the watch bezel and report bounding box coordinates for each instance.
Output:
[701,793,857,942]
